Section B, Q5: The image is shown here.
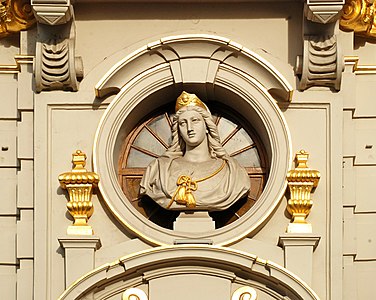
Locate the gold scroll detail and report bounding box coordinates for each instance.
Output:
[122,288,148,300]
[232,286,258,300]
[286,150,320,233]
[58,150,99,235]
[340,0,376,39]
[0,0,35,38]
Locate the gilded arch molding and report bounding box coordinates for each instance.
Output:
[93,34,292,246]
[58,246,320,300]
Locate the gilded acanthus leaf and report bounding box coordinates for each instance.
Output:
[0,0,35,38]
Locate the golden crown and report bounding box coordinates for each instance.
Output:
[175,91,207,112]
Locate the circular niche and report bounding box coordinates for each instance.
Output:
[93,36,292,246]
[118,101,268,229]
[94,84,291,246]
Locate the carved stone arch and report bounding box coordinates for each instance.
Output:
[58,246,319,300]
[93,34,293,246]
[95,34,293,101]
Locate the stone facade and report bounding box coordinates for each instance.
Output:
[0,0,375,299]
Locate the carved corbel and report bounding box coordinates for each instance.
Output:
[340,0,376,40]
[296,35,343,90]
[32,0,83,91]
[305,0,345,24]
[286,150,320,233]
[0,0,36,38]
[296,1,344,90]
[58,150,99,236]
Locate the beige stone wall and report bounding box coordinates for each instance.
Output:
[74,2,302,77]
[341,33,376,300]
[0,1,375,299]
[0,29,35,300]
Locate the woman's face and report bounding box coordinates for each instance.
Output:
[178,110,207,148]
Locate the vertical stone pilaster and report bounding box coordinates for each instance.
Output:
[16,259,34,300]
[278,234,320,285]
[58,237,101,288]
[16,209,34,258]
[17,111,34,159]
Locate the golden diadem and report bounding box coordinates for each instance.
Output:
[175,91,207,112]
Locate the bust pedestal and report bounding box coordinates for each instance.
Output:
[174,211,215,232]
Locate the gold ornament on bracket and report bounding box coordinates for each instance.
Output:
[286,150,320,233]
[340,0,376,40]
[0,0,35,38]
[58,150,99,236]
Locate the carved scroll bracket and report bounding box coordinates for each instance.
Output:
[295,34,344,90]
[58,150,99,236]
[296,1,345,91]
[32,0,83,92]
[286,150,320,233]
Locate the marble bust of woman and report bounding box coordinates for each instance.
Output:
[139,91,250,211]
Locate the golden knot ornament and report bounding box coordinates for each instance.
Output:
[170,175,198,208]
[168,160,227,209]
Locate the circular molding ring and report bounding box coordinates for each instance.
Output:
[93,34,292,246]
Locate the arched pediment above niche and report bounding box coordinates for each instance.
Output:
[94,34,293,102]
[93,34,292,246]
[58,246,319,300]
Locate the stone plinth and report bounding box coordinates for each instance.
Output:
[58,236,101,288]
[278,234,320,285]
[173,211,215,232]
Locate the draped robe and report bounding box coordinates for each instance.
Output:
[140,156,250,211]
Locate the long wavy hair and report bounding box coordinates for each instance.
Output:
[163,106,229,159]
